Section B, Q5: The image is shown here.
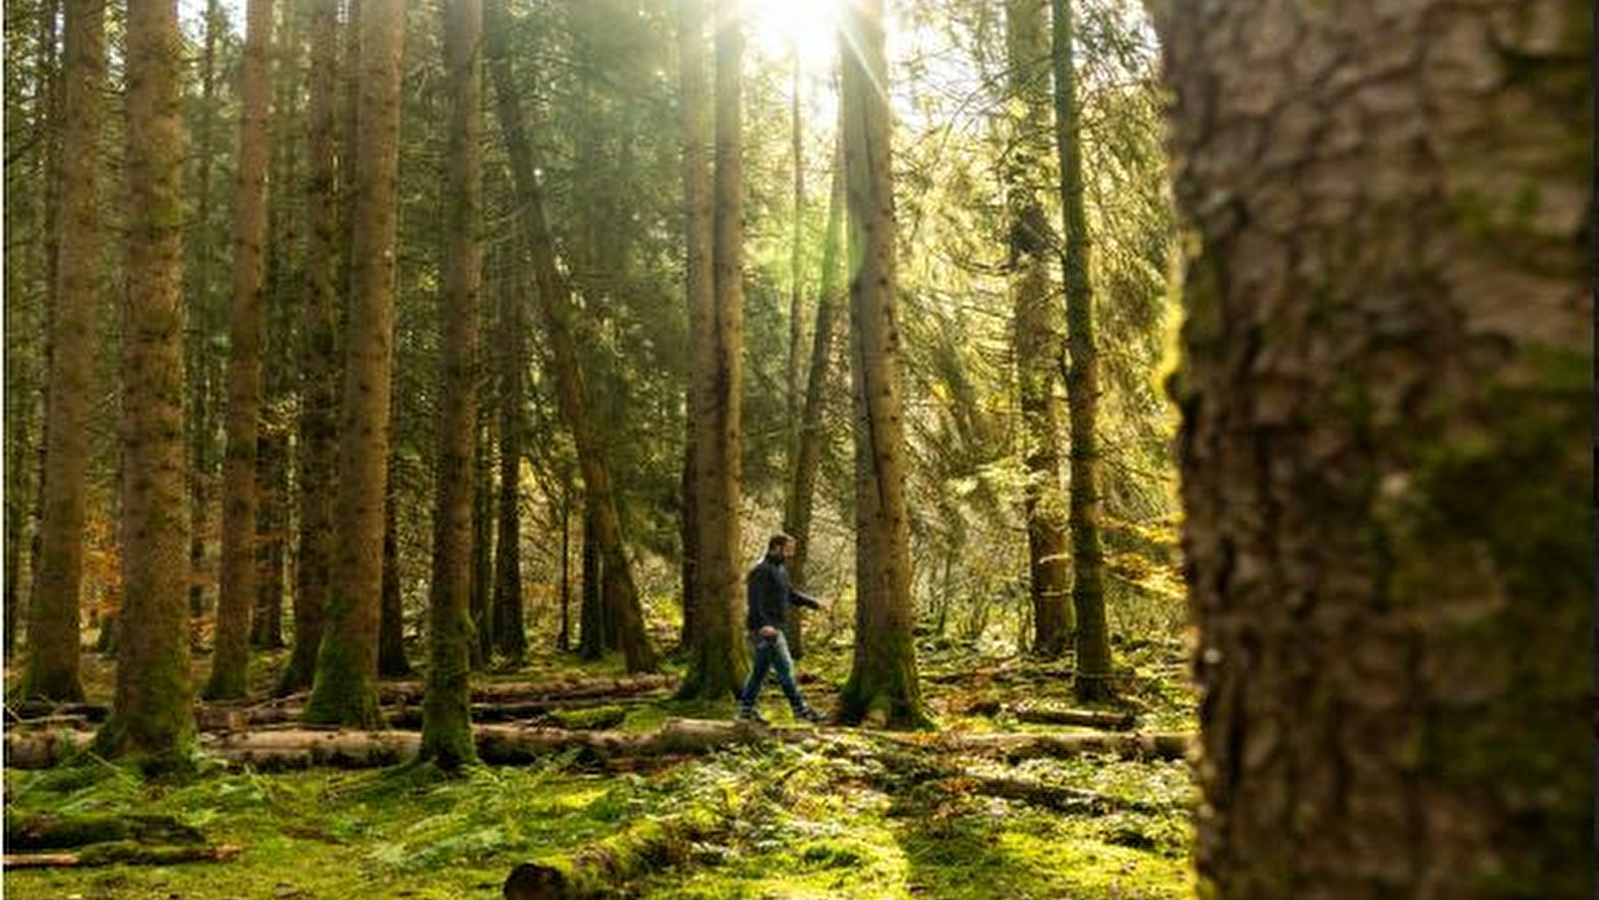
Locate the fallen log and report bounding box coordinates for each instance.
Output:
[379,674,678,705]
[5,702,110,724]
[2,843,241,868]
[936,774,1175,816]
[6,721,1192,772]
[882,730,1192,762]
[503,807,726,899]
[2,714,96,732]
[5,812,205,850]
[962,699,1138,731]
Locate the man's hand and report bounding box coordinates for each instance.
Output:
[759,626,778,640]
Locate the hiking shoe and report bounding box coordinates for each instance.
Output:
[795,707,827,725]
[736,707,768,725]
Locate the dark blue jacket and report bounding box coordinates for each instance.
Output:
[746,553,819,633]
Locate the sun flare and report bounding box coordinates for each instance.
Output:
[744,0,845,70]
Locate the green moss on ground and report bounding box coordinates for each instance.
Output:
[5,640,1198,900]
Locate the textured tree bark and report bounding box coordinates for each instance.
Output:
[96,0,196,759]
[1152,0,1591,896]
[207,0,276,701]
[469,414,494,668]
[185,0,224,621]
[486,0,655,673]
[251,426,287,649]
[491,243,529,663]
[836,0,926,728]
[1004,0,1073,659]
[25,0,103,703]
[578,509,609,660]
[377,477,412,676]
[675,0,709,661]
[678,0,747,701]
[1050,0,1111,700]
[282,0,340,696]
[303,0,406,728]
[785,51,806,492]
[420,0,484,770]
[782,129,846,661]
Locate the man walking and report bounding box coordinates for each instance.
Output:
[737,533,826,724]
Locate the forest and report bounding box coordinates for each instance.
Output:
[0,0,1588,898]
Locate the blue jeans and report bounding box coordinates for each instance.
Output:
[738,629,808,713]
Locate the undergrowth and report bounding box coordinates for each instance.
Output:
[4,641,1195,899]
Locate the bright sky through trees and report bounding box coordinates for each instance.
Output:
[744,0,844,71]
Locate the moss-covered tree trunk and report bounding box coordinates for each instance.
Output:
[1154,0,1591,896]
[303,0,405,728]
[97,0,195,760]
[486,0,655,673]
[1050,0,1110,700]
[678,0,746,701]
[420,0,484,769]
[283,0,340,696]
[781,130,845,661]
[836,0,925,729]
[25,0,102,703]
[491,240,528,664]
[207,0,276,701]
[1005,0,1072,660]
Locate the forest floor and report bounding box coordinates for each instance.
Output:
[3,635,1195,899]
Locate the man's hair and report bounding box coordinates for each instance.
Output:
[767,533,795,552]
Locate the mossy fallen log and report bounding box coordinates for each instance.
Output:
[5,811,205,850]
[5,702,111,724]
[503,807,726,900]
[5,721,1192,771]
[885,730,1192,762]
[936,774,1174,815]
[380,674,678,705]
[963,699,1138,730]
[2,843,242,868]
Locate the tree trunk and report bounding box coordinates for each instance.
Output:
[303,0,405,728]
[252,425,287,649]
[1005,0,1071,659]
[677,0,745,701]
[782,129,846,662]
[420,0,484,770]
[207,0,276,701]
[377,475,412,676]
[785,51,805,490]
[1049,0,1110,700]
[485,0,655,673]
[254,17,301,654]
[577,508,607,660]
[557,484,572,652]
[677,439,696,652]
[186,0,225,621]
[1153,0,1590,896]
[469,413,495,668]
[491,239,528,664]
[836,0,925,728]
[283,0,341,696]
[97,0,195,759]
[24,0,103,703]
